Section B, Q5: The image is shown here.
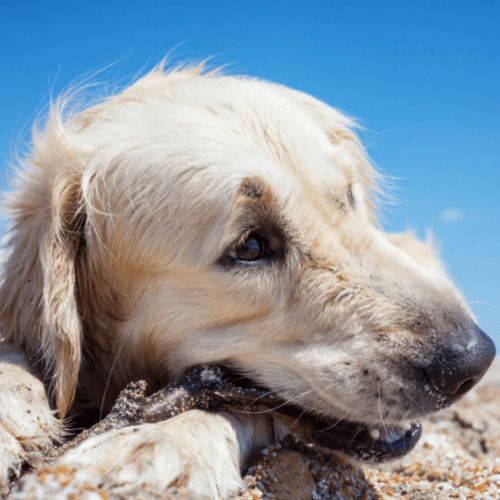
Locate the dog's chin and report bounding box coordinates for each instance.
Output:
[220,368,422,463]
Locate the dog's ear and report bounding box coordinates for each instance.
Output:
[387,230,452,283]
[0,115,86,418]
[41,170,85,418]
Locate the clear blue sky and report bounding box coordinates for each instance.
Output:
[1,1,499,348]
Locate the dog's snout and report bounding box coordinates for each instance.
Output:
[424,323,496,396]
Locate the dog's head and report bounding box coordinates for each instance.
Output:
[1,63,495,461]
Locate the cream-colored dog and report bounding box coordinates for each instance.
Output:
[0,63,495,498]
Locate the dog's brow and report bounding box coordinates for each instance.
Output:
[326,187,350,212]
[239,178,266,200]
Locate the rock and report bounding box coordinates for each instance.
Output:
[238,443,377,500]
[262,450,315,500]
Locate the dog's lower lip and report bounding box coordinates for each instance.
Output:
[306,419,422,461]
[270,401,422,461]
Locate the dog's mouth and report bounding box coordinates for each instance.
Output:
[299,417,422,463]
[219,367,422,462]
[142,364,422,463]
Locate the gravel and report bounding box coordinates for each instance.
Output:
[8,359,500,500]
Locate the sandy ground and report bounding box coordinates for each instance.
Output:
[7,358,500,500]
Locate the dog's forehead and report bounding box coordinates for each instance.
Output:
[176,77,364,205]
[83,74,359,190]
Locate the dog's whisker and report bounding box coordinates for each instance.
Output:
[99,337,129,420]
[313,416,345,433]
[230,384,320,415]
[286,407,309,432]
[376,382,395,457]
[401,388,422,409]
[469,300,500,312]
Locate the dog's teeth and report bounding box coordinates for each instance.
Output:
[369,423,409,443]
[386,427,402,442]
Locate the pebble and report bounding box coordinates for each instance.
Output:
[264,450,315,500]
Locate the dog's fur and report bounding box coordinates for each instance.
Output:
[0,63,493,498]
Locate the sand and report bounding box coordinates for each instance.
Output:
[7,359,500,500]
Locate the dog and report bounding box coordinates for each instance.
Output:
[0,62,495,498]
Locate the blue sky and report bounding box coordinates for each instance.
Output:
[1,1,499,348]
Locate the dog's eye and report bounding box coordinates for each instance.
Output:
[230,232,272,262]
[348,184,355,208]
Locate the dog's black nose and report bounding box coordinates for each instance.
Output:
[424,322,496,396]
